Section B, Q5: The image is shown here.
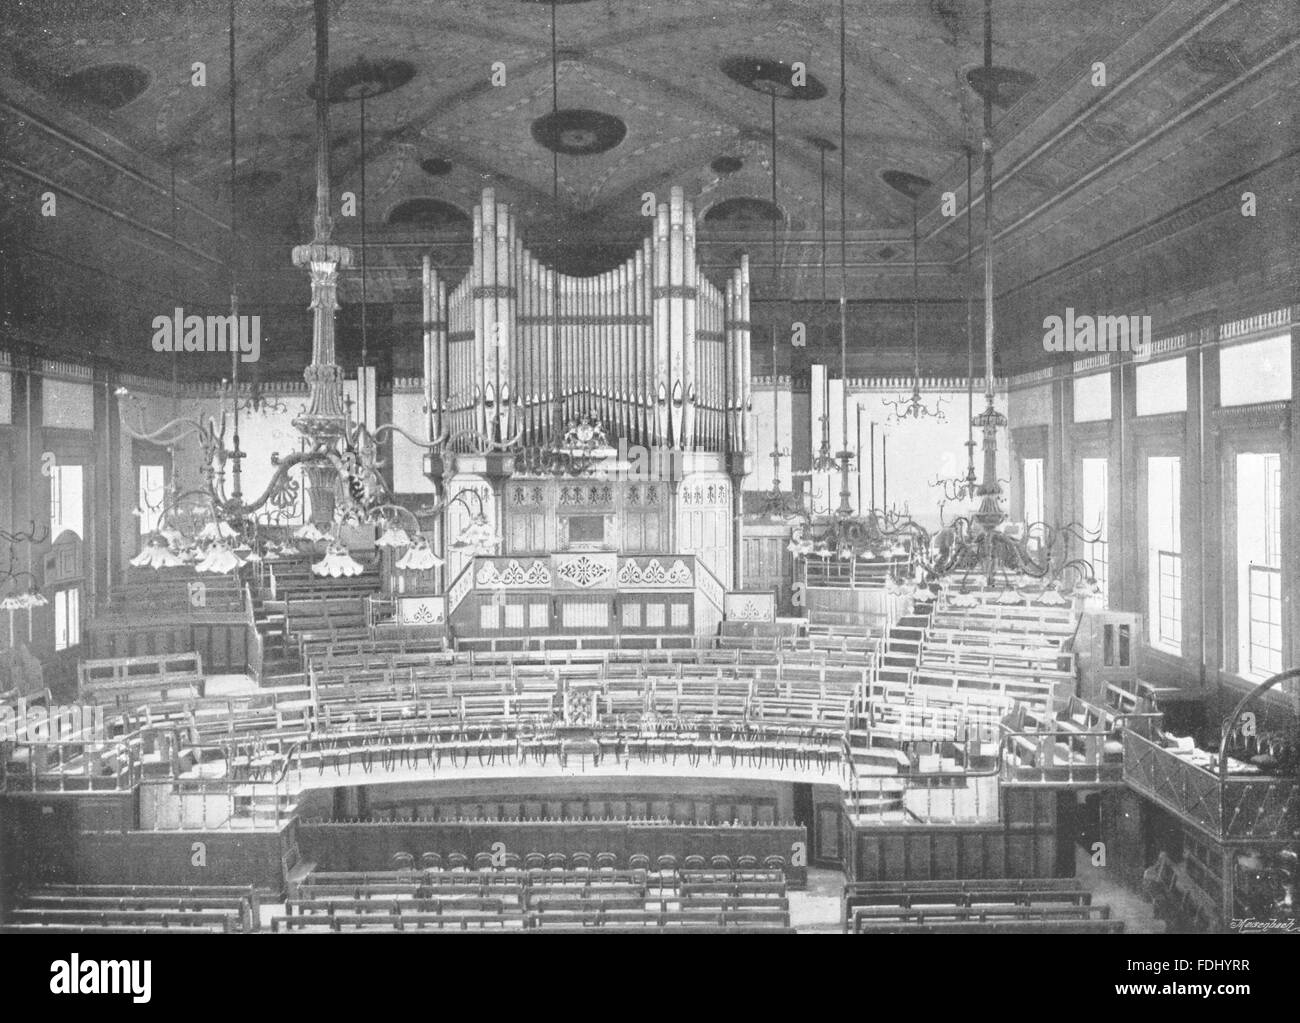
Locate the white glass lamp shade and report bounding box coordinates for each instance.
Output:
[1036,586,1068,606]
[375,525,412,549]
[948,590,979,608]
[312,542,366,578]
[131,536,186,569]
[0,593,25,611]
[294,523,326,542]
[452,514,500,555]
[198,521,237,542]
[995,588,1023,605]
[395,536,444,571]
[195,543,245,574]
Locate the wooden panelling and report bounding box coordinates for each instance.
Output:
[851,821,1064,883]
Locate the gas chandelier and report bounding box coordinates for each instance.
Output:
[913,0,1103,600]
[121,0,513,578]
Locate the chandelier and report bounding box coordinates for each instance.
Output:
[120,0,511,580]
[791,505,927,563]
[913,0,1103,600]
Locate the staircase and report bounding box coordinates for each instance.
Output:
[877,597,935,686]
[248,592,296,679]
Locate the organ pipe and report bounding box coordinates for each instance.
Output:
[423,188,751,456]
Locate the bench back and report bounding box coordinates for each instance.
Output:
[77,652,204,703]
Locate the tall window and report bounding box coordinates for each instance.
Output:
[54,587,80,651]
[1237,452,1282,678]
[138,465,166,535]
[1147,457,1181,653]
[1081,458,1108,606]
[49,464,85,539]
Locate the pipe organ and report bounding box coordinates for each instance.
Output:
[423,187,752,454]
[421,187,754,595]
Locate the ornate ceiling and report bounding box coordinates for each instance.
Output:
[0,0,1296,374]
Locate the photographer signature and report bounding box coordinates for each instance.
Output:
[1230,918,1298,933]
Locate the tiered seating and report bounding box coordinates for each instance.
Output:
[285,597,370,661]
[1,884,260,934]
[251,555,381,664]
[910,599,1076,714]
[842,878,1122,934]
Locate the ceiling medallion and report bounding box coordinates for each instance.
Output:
[721,56,828,100]
[702,197,783,226]
[420,157,453,177]
[385,198,472,229]
[307,58,416,103]
[58,64,150,110]
[882,169,933,201]
[966,65,1037,109]
[531,109,627,156]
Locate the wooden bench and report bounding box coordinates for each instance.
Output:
[526,906,791,929]
[78,652,205,704]
[273,911,525,931]
[851,917,1122,934]
[850,902,1110,927]
[22,893,257,932]
[7,907,238,931]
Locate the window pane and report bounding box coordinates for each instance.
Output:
[1237,452,1283,677]
[1135,357,1187,416]
[1072,373,1112,423]
[1219,333,1291,407]
[139,465,166,535]
[54,588,80,652]
[50,465,84,540]
[1080,458,1108,605]
[1147,456,1181,653]
[1022,458,1044,525]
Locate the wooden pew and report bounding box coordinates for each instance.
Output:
[77,652,205,704]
